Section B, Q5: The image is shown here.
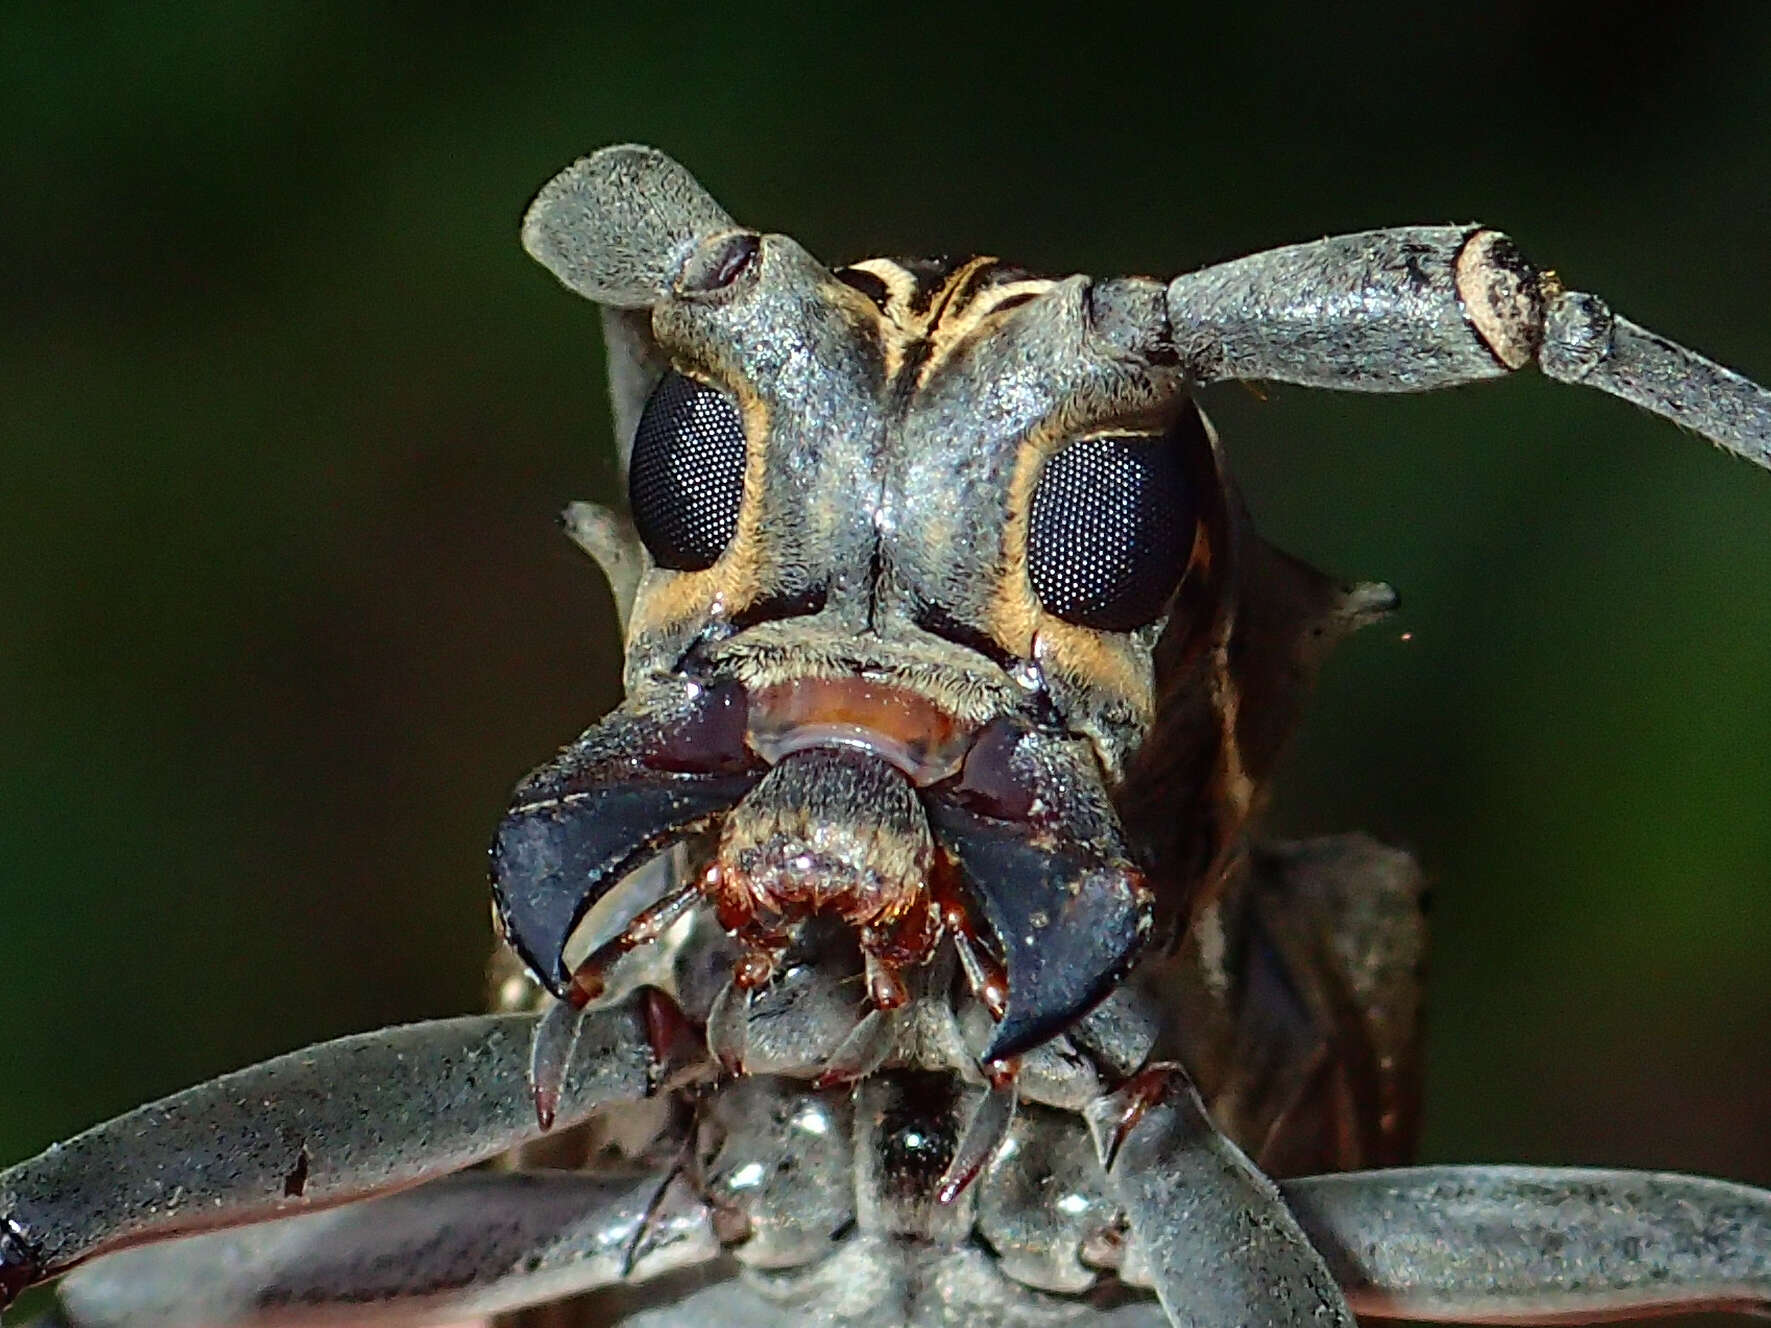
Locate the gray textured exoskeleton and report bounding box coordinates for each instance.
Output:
[4,145,1770,1328]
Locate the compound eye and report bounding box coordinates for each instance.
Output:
[1026,418,1200,631]
[629,371,748,570]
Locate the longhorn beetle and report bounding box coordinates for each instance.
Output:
[2,145,1768,1328]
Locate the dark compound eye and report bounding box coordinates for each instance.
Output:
[629,372,748,571]
[1026,414,1202,631]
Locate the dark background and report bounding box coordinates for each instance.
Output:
[5,5,1769,1322]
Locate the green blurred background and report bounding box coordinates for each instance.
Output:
[4,3,1769,1319]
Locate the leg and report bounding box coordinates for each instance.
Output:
[599,305,671,473]
[1084,1064,1355,1328]
[0,999,684,1305]
[560,498,644,636]
[1283,1165,1771,1321]
[46,1169,717,1328]
[1166,227,1771,465]
[554,293,671,639]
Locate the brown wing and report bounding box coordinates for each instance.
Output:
[1163,832,1428,1176]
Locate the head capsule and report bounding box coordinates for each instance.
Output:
[493,146,1389,1064]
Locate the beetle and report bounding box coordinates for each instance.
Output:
[2,144,1768,1327]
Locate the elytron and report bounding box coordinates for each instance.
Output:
[2,145,1768,1327]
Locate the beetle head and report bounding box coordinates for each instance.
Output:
[494,146,1384,1062]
